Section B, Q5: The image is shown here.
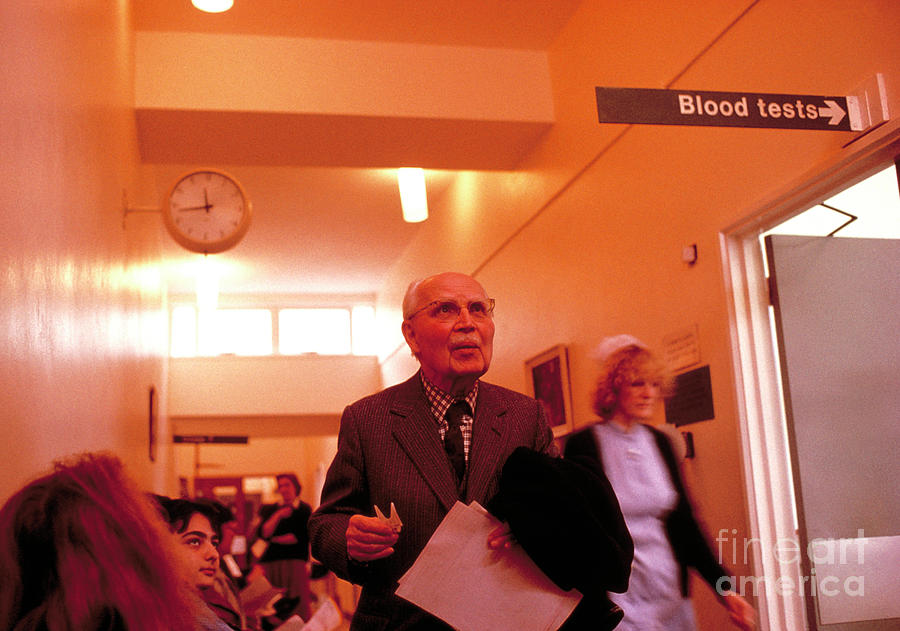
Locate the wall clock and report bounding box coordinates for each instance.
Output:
[162,168,252,254]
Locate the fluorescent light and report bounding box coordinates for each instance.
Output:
[398,168,428,223]
[192,0,234,13]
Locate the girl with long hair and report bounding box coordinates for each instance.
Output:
[0,452,196,631]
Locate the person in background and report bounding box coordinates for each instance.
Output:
[195,500,293,631]
[0,452,195,631]
[200,501,254,631]
[563,335,756,631]
[309,271,556,630]
[156,496,235,631]
[255,473,313,621]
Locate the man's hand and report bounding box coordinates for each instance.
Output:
[486,522,515,550]
[347,514,399,561]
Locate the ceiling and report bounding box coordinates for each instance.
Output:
[133,1,583,299]
[133,1,582,48]
[766,165,900,239]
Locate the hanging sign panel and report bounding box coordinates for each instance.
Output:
[173,435,248,444]
[596,87,861,131]
[664,365,715,427]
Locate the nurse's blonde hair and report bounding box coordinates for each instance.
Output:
[592,345,675,420]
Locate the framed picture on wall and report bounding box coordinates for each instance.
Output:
[525,345,574,437]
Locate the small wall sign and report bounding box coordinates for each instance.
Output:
[664,365,715,427]
[662,325,702,373]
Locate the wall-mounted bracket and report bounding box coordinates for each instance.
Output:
[122,190,160,228]
[682,243,698,265]
[847,73,889,133]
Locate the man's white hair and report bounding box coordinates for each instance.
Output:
[401,277,426,320]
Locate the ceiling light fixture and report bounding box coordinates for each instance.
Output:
[191,0,234,14]
[398,168,428,223]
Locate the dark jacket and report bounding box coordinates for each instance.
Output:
[489,446,633,631]
[308,372,555,631]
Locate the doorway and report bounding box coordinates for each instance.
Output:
[764,232,899,631]
[722,135,900,631]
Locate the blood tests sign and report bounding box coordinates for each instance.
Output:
[595,87,861,131]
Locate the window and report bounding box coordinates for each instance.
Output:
[170,304,377,357]
[171,305,199,357]
[279,309,351,355]
[350,306,376,356]
[203,309,273,356]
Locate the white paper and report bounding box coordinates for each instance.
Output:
[396,501,581,631]
[222,553,242,578]
[375,502,403,533]
[273,615,306,631]
[230,534,248,556]
[250,537,269,559]
[278,597,343,631]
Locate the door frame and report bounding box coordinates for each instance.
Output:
[719,122,900,631]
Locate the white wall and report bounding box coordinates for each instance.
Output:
[0,2,173,500]
[168,355,382,416]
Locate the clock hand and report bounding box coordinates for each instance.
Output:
[178,192,214,213]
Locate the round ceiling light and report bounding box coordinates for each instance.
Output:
[192,0,234,13]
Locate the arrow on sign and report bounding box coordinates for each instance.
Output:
[818,100,846,126]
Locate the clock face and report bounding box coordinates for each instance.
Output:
[163,169,252,254]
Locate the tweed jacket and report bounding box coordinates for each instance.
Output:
[308,372,555,630]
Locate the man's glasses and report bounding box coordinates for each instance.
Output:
[406,298,495,322]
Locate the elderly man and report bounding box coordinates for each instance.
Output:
[308,272,555,630]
